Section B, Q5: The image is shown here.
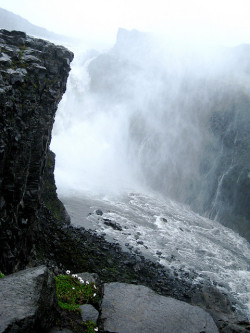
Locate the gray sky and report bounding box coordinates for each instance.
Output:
[0,0,250,47]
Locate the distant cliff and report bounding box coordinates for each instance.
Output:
[0,29,73,273]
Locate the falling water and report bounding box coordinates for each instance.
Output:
[51,29,250,318]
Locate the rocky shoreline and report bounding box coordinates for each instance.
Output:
[35,207,250,332]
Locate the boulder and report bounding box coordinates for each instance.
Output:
[100,282,218,333]
[79,304,99,323]
[0,265,57,333]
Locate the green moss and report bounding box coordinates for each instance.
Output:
[0,271,5,278]
[84,321,97,333]
[55,274,98,311]
[54,274,98,332]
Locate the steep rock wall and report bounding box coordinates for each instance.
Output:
[0,29,73,273]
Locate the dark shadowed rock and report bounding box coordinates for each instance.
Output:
[0,265,57,333]
[103,219,123,231]
[95,209,103,216]
[100,282,218,333]
[0,29,73,274]
[50,328,74,333]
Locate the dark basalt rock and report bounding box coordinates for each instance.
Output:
[103,218,123,231]
[0,265,57,333]
[0,29,73,274]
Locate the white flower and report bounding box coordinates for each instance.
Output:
[86,281,89,285]
[72,274,78,278]
[94,285,97,289]
[66,270,70,275]
[93,293,96,297]
[94,328,98,331]
[72,287,75,290]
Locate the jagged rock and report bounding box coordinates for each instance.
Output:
[103,219,123,231]
[0,265,57,333]
[0,29,73,273]
[79,304,99,323]
[100,282,218,333]
[95,209,103,216]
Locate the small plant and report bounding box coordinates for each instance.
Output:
[54,271,99,332]
[0,271,5,278]
[84,320,98,332]
[55,271,98,311]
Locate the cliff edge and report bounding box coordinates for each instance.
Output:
[0,29,73,273]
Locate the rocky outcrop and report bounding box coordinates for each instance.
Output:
[0,29,73,273]
[100,282,218,333]
[0,265,57,333]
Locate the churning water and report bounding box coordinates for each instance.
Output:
[59,191,250,318]
[51,30,250,319]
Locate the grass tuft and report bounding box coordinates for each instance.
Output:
[55,274,98,311]
[55,272,99,332]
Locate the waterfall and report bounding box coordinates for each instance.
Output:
[52,30,250,240]
[51,28,250,319]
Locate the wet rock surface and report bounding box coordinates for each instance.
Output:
[0,29,73,273]
[0,265,57,333]
[100,282,219,333]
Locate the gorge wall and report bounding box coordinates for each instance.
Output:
[0,29,73,273]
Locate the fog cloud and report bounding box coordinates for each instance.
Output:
[1,0,250,47]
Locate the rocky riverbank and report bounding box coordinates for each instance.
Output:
[0,266,219,333]
[35,209,250,332]
[0,29,249,332]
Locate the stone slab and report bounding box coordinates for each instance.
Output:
[101,282,218,333]
[0,265,57,333]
